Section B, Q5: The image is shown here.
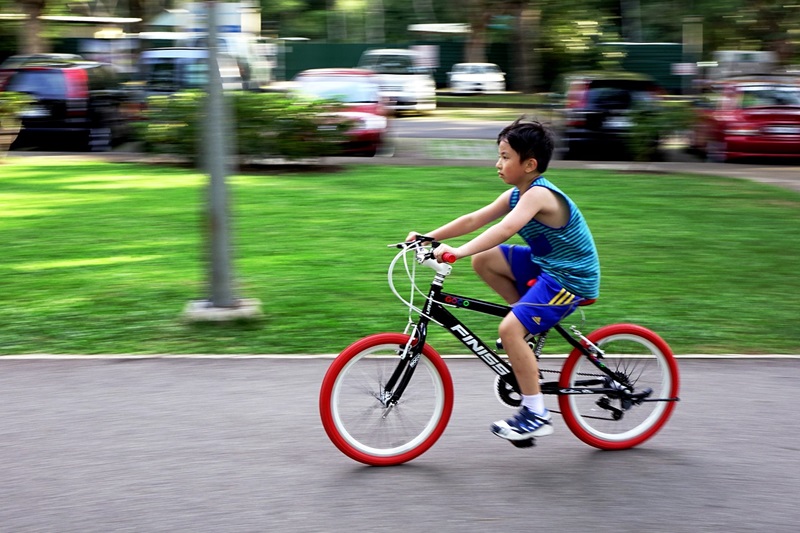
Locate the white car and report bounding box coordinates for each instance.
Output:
[358,49,436,114]
[448,63,506,93]
[182,33,272,90]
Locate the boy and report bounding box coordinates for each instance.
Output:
[406,117,600,443]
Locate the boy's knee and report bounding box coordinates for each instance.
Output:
[471,249,494,275]
[470,250,484,270]
[498,313,525,340]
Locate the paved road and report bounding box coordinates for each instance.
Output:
[1,356,798,532]
[392,115,509,139]
[386,116,800,193]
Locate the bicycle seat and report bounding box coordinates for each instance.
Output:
[526,279,596,307]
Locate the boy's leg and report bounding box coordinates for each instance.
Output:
[498,312,540,395]
[491,273,581,442]
[472,245,539,305]
[491,311,554,441]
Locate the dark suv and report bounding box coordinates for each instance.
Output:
[0,57,131,151]
[558,71,662,160]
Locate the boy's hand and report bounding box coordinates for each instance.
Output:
[433,243,459,263]
[405,231,434,243]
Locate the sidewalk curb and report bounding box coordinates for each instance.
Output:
[2,354,799,360]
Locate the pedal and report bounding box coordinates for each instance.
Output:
[510,438,536,448]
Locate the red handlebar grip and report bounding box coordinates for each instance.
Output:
[442,252,457,263]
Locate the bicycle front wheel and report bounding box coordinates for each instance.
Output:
[319,333,454,466]
[558,323,679,450]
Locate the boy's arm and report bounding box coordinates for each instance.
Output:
[408,190,512,242]
[436,187,552,260]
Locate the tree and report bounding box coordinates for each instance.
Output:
[511,0,540,93]
[16,0,47,53]
[703,0,799,62]
[462,0,492,63]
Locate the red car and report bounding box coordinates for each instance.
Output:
[292,68,390,157]
[690,75,800,162]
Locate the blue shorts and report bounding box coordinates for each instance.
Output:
[500,244,585,335]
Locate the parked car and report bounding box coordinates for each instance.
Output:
[292,68,390,157]
[0,55,77,106]
[689,75,800,162]
[357,48,436,114]
[558,71,662,160]
[138,47,245,95]
[1,53,83,67]
[447,63,506,93]
[182,33,272,90]
[0,56,132,151]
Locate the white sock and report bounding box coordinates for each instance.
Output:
[522,393,545,415]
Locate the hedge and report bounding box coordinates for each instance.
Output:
[135,91,352,164]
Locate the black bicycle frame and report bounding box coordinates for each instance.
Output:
[384,276,628,406]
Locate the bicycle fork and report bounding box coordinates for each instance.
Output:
[379,321,431,416]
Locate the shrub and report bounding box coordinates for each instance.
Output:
[136,91,204,158]
[136,91,351,164]
[627,98,694,162]
[0,92,32,156]
[0,91,32,131]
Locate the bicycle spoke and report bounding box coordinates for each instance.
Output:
[559,326,679,450]
[320,335,453,465]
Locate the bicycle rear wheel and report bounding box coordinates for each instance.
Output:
[558,323,679,450]
[319,333,454,466]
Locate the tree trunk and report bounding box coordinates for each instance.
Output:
[365,0,385,43]
[128,0,145,36]
[525,3,542,92]
[465,0,491,63]
[18,0,47,54]
[513,2,541,93]
[620,0,643,42]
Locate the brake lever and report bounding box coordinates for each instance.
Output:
[391,236,437,250]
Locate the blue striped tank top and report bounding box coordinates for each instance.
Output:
[510,176,600,298]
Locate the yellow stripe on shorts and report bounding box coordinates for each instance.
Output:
[549,288,576,306]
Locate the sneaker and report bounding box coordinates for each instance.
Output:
[491,406,553,441]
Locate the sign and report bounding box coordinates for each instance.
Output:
[672,62,697,76]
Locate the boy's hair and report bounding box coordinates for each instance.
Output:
[497,117,555,173]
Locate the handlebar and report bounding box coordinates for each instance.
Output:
[387,237,455,314]
[393,237,457,264]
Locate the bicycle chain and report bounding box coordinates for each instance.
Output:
[540,367,604,378]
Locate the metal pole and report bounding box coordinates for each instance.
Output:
[183,2,261,322]
[205,0,235,308]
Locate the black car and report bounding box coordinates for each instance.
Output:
[0,57,132,151]
[558,71,662,160]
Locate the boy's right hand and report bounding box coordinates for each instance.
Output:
[432,243,459,263]
[405,231,425,242]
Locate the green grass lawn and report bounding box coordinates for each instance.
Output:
[1,158,798,355]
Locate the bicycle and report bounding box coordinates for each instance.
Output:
[319,237,680,466]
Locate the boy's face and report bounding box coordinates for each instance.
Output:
[496,140,537,185]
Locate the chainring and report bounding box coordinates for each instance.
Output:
[494,375,522,408]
